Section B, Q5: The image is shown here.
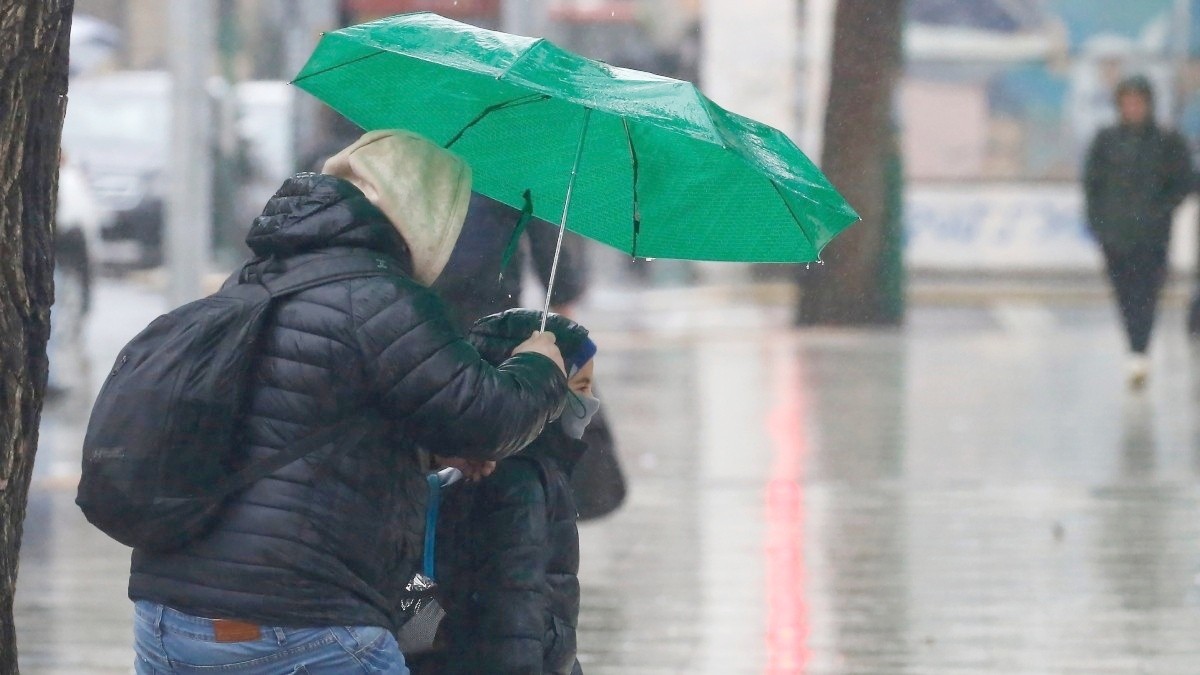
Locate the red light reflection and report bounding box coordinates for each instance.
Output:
[765,351,811,674]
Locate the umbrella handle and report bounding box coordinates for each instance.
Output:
[541,107,593,332]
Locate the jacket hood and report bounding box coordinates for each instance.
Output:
[468,309,592,367]
[322,129,472,286]
[246,173,413,266]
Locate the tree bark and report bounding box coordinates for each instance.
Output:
[0,1,73,671]
[796,0,905,326]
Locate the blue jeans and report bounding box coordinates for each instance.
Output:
[133,601,409,674]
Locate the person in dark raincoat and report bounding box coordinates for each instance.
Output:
[433,193,588,332]
[434,195,626,520]
[413,309,597,675]
[1085,75,1194,387]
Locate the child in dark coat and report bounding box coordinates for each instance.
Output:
[420,310,598,675]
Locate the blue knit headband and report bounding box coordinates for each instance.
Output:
[565,337,597,378]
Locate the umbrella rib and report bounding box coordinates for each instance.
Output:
[443,94,551,149]
[622,117,643,259]
[291,50,388,84]
[498,37,547,81]
[770,179,819,257]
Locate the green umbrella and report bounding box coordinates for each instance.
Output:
[294,12,858,319]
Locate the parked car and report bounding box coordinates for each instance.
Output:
[61,71,294,269]
[63,71,169,267]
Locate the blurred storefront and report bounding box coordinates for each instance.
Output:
[67,0,702,277]
[341,0,500,26]
[899,0,1200,273]
[902,0,1194,183]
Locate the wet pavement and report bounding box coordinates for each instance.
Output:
[16,277,1200,674]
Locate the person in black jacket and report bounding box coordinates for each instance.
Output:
[417,309,599,675]
[433,193,588,333]
[435,195,626,521]
[130,131,569,674]
[1084,75,1194,388]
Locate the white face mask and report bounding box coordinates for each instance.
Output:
[561,392,601,439]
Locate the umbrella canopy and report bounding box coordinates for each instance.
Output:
[294,12,858,263]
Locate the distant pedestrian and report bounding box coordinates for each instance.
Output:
[413,309,596,675]
[1084,75,1193,387]
[47,155,100,398]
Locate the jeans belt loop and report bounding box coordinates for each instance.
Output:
[273,626,288,644]
[153,603,165,639]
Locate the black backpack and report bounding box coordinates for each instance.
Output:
[77,253,392,551]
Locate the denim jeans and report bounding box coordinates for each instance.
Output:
[133,601,409,674]
[1102,243,1169,354]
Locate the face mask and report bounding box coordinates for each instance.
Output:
[561,392,601,439]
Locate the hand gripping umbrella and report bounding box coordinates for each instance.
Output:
[294,12,859,328]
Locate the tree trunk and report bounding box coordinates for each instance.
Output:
[0,1,73,671]
[796,0,905,326]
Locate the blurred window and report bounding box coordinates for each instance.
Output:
[63,89,169,158]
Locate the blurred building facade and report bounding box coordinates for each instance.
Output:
[72,0,699,77]
[904,0,1197,183]
[899,0,1200,273]
[69,0,1200,276]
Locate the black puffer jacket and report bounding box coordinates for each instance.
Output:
[1084,80,1192,253]
[414,311,587,674]
[430,428,585,675]
[129,174,568,632]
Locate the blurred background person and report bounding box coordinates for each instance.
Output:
[1084,75,1193,389]
[46,154,103,399]
[434,193,588,332]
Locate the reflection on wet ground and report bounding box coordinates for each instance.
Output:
[17,285,1200,674]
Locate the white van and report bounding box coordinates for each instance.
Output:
[62,71,295,268]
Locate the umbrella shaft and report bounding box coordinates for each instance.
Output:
[542,107,592,332]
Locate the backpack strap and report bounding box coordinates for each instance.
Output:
[420,467,464,580]
[215,417,369,499]
[256,252,399,298]
[213,252,398,499]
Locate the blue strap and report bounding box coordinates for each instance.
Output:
[422,473,442,580]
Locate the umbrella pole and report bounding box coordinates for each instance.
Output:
[541,107,593,332]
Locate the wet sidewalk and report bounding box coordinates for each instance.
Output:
[17,279,1200,673]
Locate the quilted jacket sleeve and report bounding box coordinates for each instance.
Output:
[353,277,568,460]
[471,458,550,672]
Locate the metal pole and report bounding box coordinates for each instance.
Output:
[286,0,339,168]
[1174,0,1192,123]
[167,0,215,306]
[541,107,593,332]
[502,0,549,37]
[803,0,837,160]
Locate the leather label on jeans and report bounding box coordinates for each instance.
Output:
[212,619,262,643]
